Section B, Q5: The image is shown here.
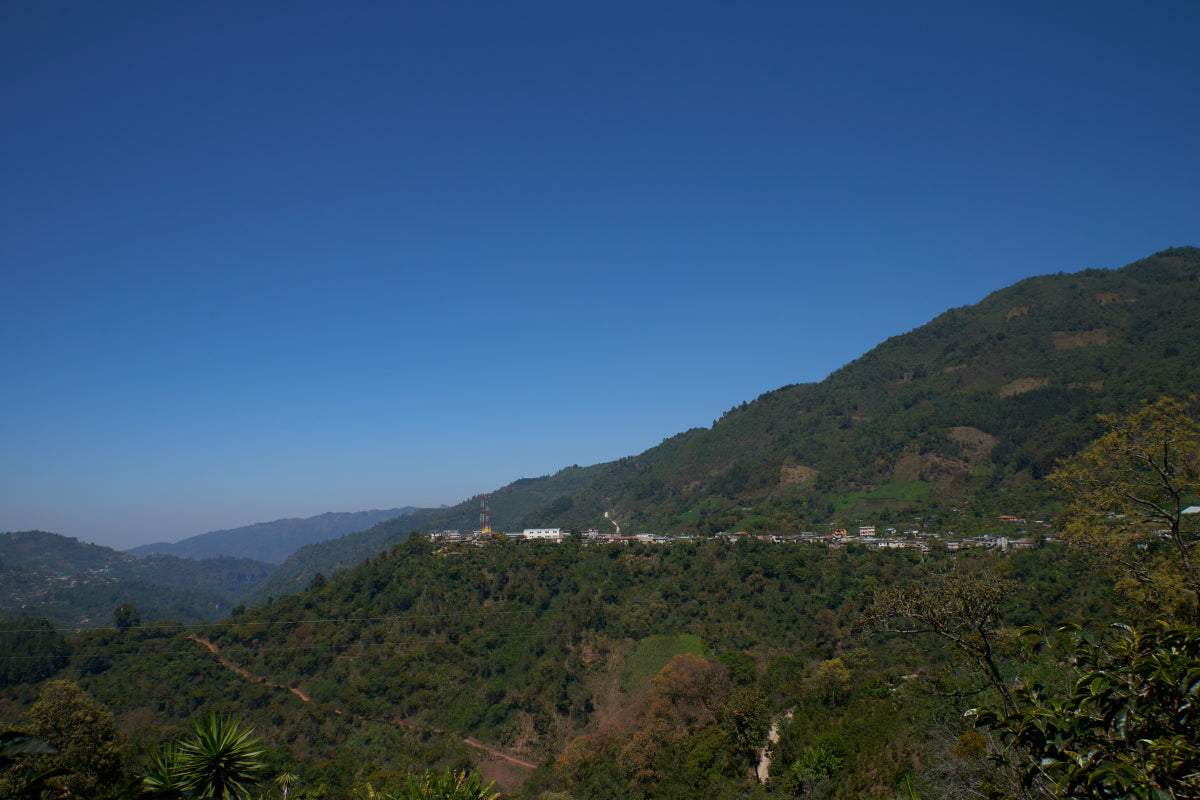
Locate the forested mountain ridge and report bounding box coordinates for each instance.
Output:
[514,247,1200,534]
[0,531,272,625]
[127,508,419,564]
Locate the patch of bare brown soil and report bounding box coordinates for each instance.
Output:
[1006,305,1030,320]
[120,707,159,730]
[948,426,997,460]
[588,642,636,736]
[779,464,818,488]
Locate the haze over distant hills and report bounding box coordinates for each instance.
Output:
[126,508,418,564]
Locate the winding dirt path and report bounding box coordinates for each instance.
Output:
[187,635,535,776]
[189,636,312,702]
[463,737,538,770]
[756,709,793,784]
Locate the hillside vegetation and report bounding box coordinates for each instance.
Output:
[265,247,1200,592]
[1,535,1113,798]
[514,247,1200,536]
[0,531,272,626]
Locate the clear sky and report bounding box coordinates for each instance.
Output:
[3,2,1199,550]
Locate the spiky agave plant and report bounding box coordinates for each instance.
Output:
[142,745,185,794]
[405,769,499,800]
[172,713,265,800]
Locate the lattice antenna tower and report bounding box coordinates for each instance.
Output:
[479,494,494,535]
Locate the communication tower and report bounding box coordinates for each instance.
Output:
[479,494,494,535]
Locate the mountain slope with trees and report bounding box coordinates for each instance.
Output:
[518,247,1200,535]
[5,353,1199,798]
[0,531,273,625]
[250,248,1200,595]
[1,532,1115,797]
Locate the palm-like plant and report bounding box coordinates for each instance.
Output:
[143,745,186,794]
[275,770,300,800]
[172,713,265,800]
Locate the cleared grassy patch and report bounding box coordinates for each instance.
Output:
[621,633,706,691]
[834,480,933,511]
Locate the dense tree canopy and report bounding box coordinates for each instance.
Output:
[1051,396,1200,620]
[13,680,125,797]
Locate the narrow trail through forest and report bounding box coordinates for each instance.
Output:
[186,635,538,773]
[756,709,793,784]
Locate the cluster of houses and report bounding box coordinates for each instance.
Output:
[427,522,1045,553]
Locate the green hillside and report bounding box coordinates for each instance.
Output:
[1,535,1113,798]
[0,531,273,625]
[520,247,1200,535]
[251,247,1200,594]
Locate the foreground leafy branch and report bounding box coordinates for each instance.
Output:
[972,621,1200,800]
[865,568,1019,715]
[1050,396,1200,620]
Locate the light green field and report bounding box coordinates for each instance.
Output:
[621,633,707,691]
[834,480,933,511]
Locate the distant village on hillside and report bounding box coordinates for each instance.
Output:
[427,518,1056,553]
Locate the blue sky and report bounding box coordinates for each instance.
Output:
[3,2,1199,550]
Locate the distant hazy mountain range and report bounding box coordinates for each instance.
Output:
[126,508,418,564]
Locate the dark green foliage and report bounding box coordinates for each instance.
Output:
[973,622,1200,800]
[404,768,499,799]
[0,535,1117,798]
[0,618,70,687]
[0,732,70,800]
[114,603,141,632]
[7,680,127,797]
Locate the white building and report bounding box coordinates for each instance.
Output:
[522,528,565,542]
